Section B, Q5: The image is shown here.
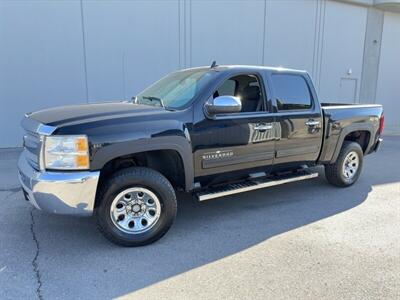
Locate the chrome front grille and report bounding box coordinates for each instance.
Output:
[20,116,57,171]
[23,131,42,170]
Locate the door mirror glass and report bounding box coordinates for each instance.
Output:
[205,96,242,115]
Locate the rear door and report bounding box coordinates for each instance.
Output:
[191,71,276,178]
[268,72,323,167]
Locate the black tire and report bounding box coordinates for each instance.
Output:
[95,167,177,247]
[324,141,363,187]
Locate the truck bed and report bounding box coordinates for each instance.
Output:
[318,102,383,164]
[321,102,382,108]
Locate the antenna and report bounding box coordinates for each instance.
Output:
[210,60,217,68]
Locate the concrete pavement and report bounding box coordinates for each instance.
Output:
[0,136,399,299]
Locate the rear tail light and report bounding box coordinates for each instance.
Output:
[379,113,384,135]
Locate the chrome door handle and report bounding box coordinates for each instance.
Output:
[305,120,320,126]
[254,124,273,131]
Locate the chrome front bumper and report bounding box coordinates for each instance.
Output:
[18,151,100,216]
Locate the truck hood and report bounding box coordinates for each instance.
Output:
[28,102,168,127]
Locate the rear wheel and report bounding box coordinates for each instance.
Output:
[324,141,363,187]
[96,167,177,246]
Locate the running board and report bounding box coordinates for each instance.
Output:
[196,170,318,201]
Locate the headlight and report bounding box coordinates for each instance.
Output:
[44,135,89,170]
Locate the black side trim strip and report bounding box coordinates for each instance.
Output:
[276,145,319,158]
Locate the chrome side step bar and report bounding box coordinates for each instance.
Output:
[197,170,318,201]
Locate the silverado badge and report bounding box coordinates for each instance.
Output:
[202,150,234,160]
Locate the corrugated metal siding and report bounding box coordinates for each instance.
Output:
[0,0,398,147]
[376,11,400,130]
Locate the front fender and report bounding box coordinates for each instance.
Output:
[91,136,194,191]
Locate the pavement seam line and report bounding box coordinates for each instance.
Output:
[30,208,43,300]
[0,186,21,192]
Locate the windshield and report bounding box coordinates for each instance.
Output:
[135,69,214,109]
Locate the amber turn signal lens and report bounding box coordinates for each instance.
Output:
[75,155,89,168]
[75,137,88,152]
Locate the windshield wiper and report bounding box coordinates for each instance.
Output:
[142,96,165,108]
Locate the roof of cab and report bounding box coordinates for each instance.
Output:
[180,64,308,74]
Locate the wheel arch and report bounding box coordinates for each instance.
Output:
[330,124,374,164]
[92,136,194,192]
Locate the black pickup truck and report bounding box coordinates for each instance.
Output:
[18,65,384,246]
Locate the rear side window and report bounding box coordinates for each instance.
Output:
[271,74,312,110]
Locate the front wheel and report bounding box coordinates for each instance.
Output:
[324,141,363,187]
[95,167,177,247]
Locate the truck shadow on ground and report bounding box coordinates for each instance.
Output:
[18,137,399,299]
[28,169,396,298]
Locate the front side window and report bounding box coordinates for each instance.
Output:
[214,79,237,97]
[271,74,312,111]
[136,69,216,109]
[213,74,265,113]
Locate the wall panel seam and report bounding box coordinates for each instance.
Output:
[373,15,383,104]
[189,0,192,67]
[178,0,181,69]
[312,0,320,80]
[79,0,89,103]
[262,0,267,65]
[317,0,327,92]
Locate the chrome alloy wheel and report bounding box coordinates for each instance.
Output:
[342,151,359,180]
[110,187,161,234]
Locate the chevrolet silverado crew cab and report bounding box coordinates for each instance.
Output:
[18,64,384,246]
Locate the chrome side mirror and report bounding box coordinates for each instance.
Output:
[205,96,242,115]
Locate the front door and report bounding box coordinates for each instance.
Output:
[191,73,276,178]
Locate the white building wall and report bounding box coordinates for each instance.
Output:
[264,0,318,75]
[0,0,399,147]
[376,12,400,131]
[0,1,87,147]
[191,0,265,66]
[82,0,181,102]
[318,0,368,103]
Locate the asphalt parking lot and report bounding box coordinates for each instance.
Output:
[0,136,399,300]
